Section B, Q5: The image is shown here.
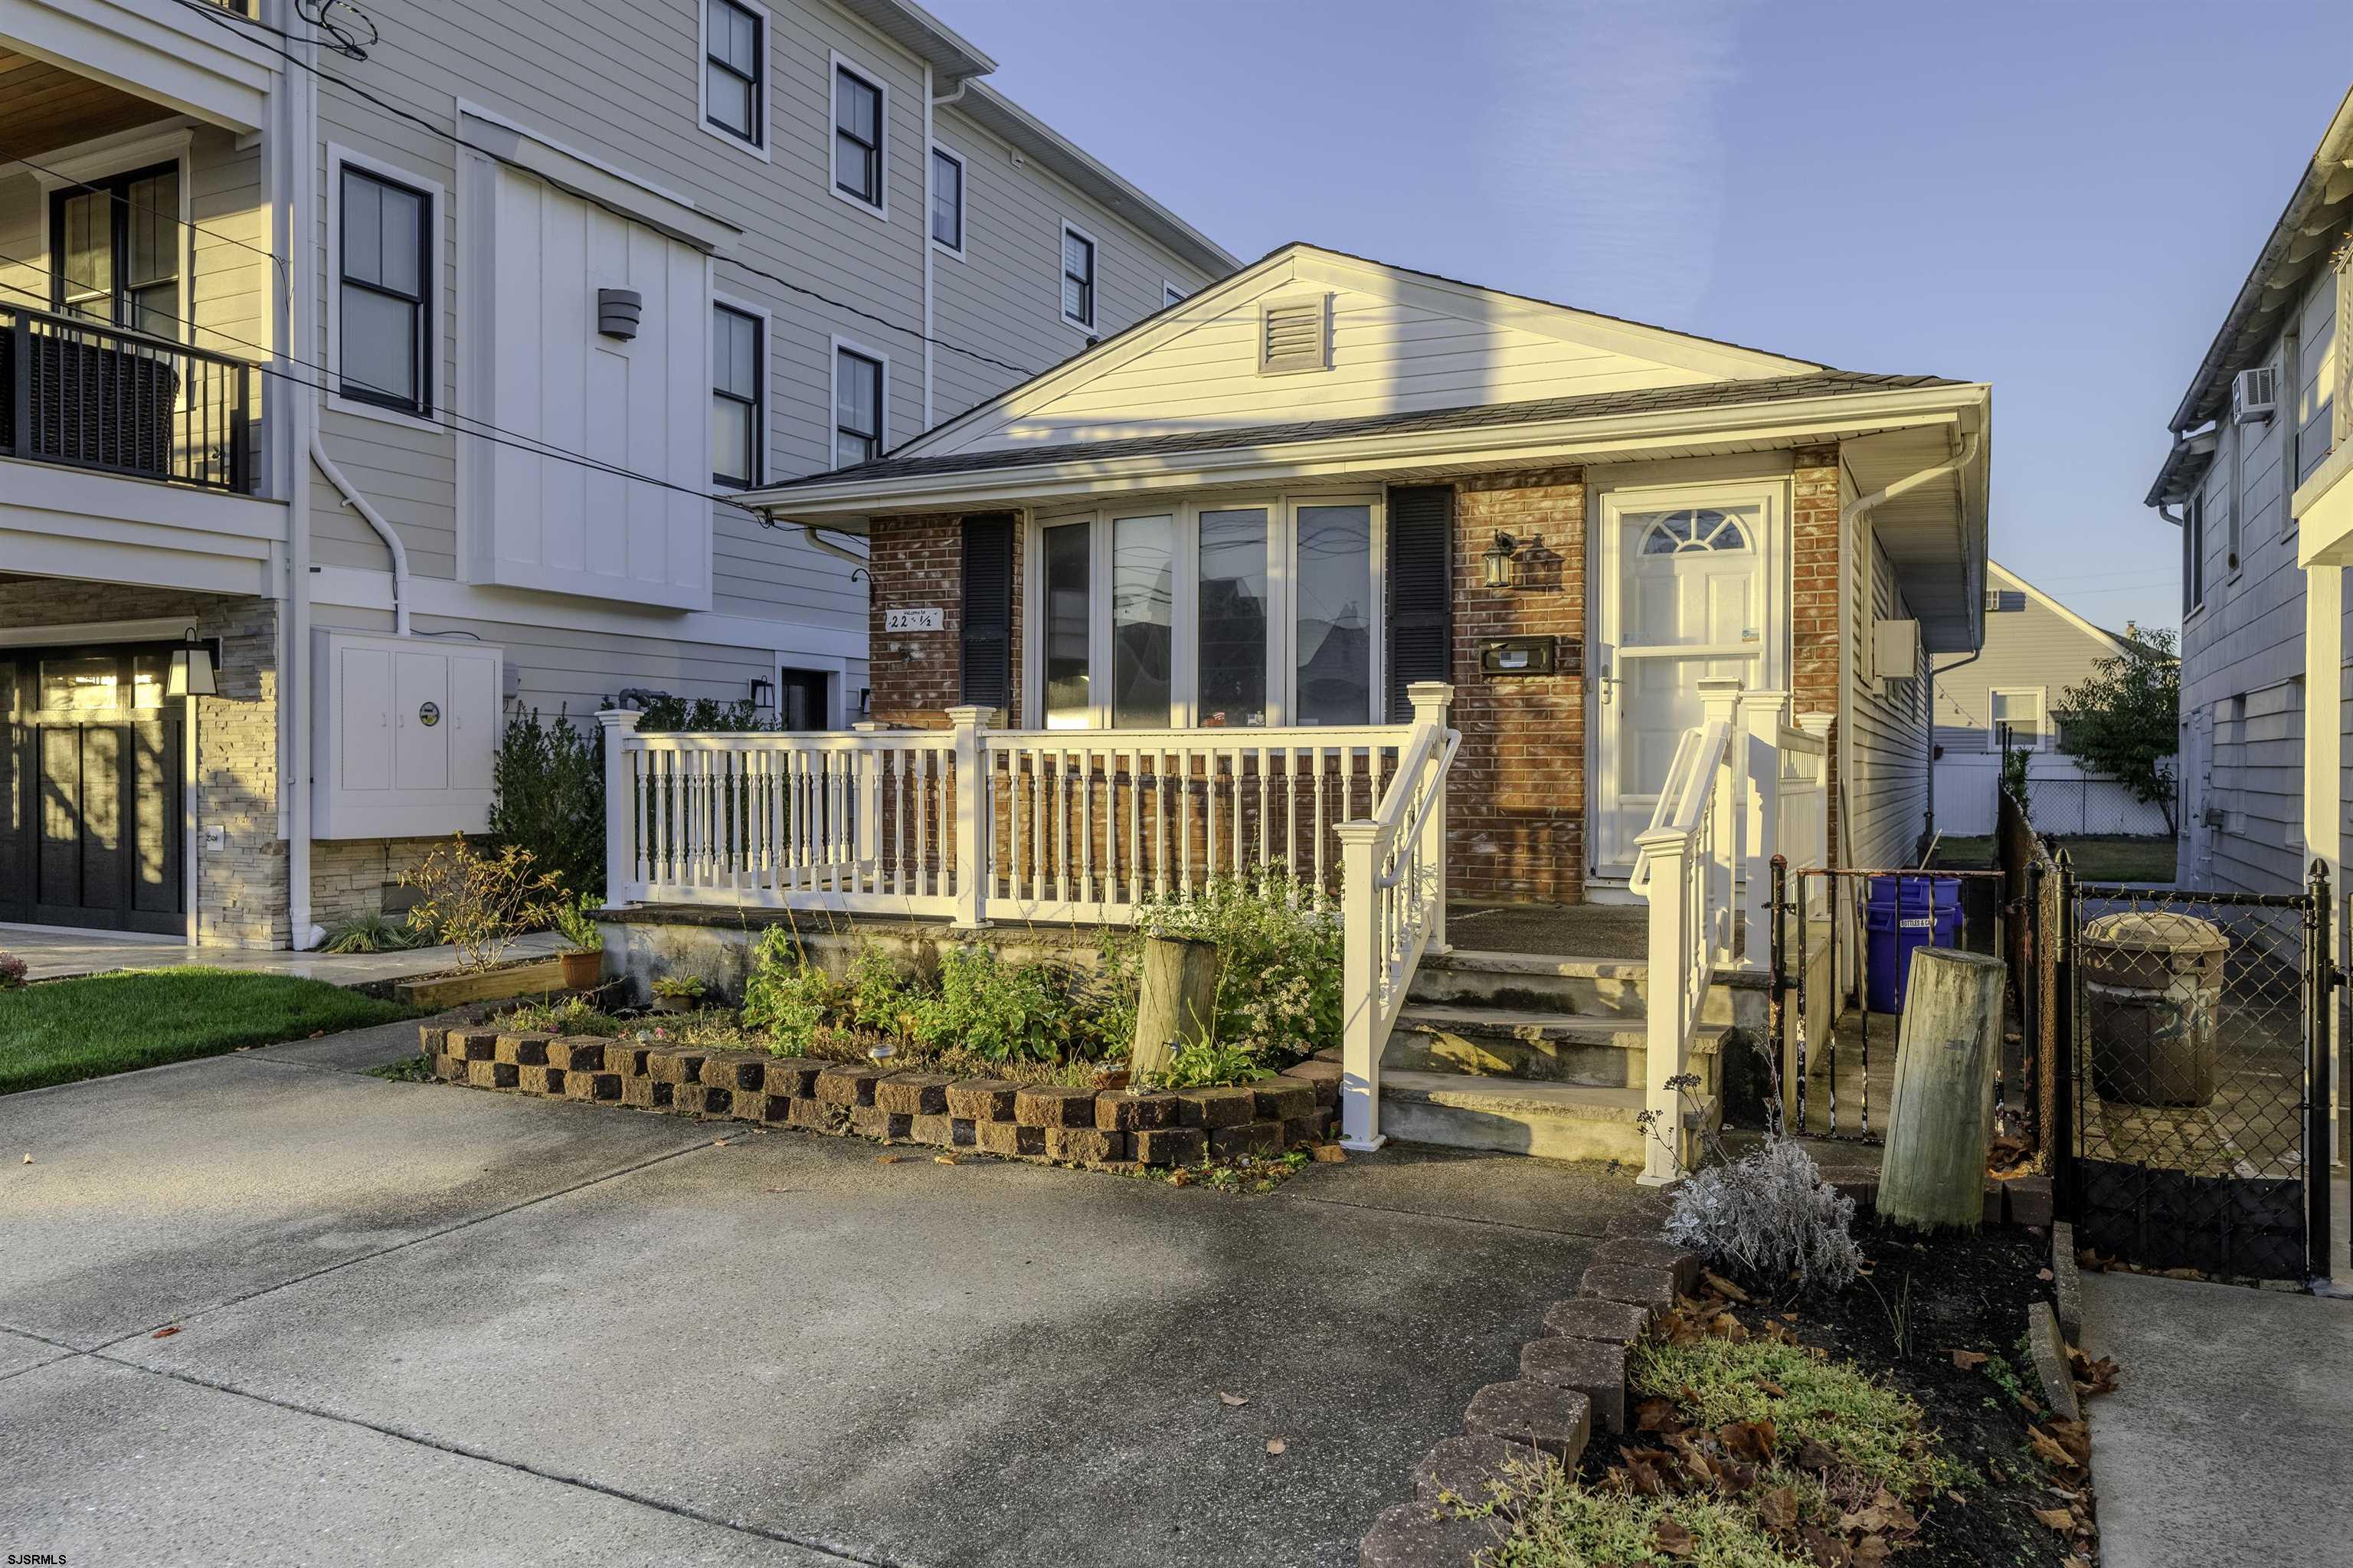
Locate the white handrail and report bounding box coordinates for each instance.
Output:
[1336,682,1458,1151]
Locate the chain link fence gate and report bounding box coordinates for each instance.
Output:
[2054,856,2336,1283]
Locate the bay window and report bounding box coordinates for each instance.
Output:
[1026,496,1379,730]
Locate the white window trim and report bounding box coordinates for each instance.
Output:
[1162,280,1186,309]
[1987,686,2048,754]
[711,291,771,490]
[30,126,194,349]
[326,143,447,436]
[697,0,772,162]
[928,141,966,260]
[1058,219,1098,333]
[1019,490,1386,732]
[829,333,889,469]
[828,51,890,221]
[774,653,850,730]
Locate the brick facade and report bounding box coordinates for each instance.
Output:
[0,577,287,944]
[1791,446,1842,860]
[867,514,1025,730]
[1449,470,1586,902]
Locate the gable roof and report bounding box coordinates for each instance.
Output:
[1987,561,2136,658]
[770,369,1959,491]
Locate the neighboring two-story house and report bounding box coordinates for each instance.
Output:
[2145,83,2352,897]
[1930,561,2174,839]
[0,0,1234,946]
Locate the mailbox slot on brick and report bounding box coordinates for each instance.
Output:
[418,1024,1342,1168]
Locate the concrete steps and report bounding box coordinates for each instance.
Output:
[1377,946,1739,1162]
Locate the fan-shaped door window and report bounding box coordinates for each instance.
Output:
[1640,509,1751,555]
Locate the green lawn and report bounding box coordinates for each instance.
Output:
[1930,833,2176,883]
[0,967,421,1095]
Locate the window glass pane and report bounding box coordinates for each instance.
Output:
[836,350,879,437]
[1043,524,1091,728]
[59,192,113,318]
[931,152,961,247]
[1294,504,1373,725]
[836,133,878,201]
[835,70,878,143]
[126,172,178,291]
[342,286,417,405]
[132,652,168,710]
[1197,508,1268,728]
[1111,515,1172,728]
[709,70,754,139]
[833,429,876,468]
[41,655,119,712]
[376,184,421,297]
[714,306,757,398]
[1063,231,1091,280]
[129,283,178,339]
[714,396,752,485]
[712,0,757,73]
[342,172,382,287]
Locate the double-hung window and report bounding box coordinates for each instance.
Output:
[930,147,964,252]
[1060,224,1095,329]
[51,162,180,338]
[1988,689,2044,753]
[712,303,763,488]
[833,63,884,210]
[337,164,432,415]
[704,0,764,149]
[833,345,883,468]
[1031,498,1379,730]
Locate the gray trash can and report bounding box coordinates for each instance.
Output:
[2082,911,2227,1107]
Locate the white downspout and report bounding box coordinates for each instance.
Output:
[312,432,410,635]
[797,522,870,571]
[1835,430,1982,870]
[283,25,321,950]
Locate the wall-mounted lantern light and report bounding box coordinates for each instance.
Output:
[1481,531,1524,591]
[859,686,872,716]
[168,627,218,697]
[748,676,776,714]
[596,287,643,341]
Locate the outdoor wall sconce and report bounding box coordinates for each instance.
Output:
[168,627,217,697]
[596,288,643,341]
[748,676,776,713]
[1481,531,1525,590]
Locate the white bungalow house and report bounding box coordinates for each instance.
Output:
[600,243,1994,1177]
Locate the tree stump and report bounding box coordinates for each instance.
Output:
[1130,936,1221,1083]
[1879,947,2005,1231]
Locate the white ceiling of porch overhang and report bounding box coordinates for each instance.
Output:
[1844,424,1989,656]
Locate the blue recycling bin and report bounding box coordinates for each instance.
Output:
[1864,876,1962,1013]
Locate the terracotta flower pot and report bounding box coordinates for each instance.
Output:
[560,950,601,990]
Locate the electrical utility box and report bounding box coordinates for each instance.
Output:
[1870,618,1922,683]
[313,629,504,838]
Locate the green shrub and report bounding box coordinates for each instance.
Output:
[623,693,761,732]
[739,927,839,1049]
[1122,867,1342,1069]
[1157,1036,1271,1090]
[915,944,1075,1063]
[551,891,602,954]
[489,707,606,901]
[501,994,627,1036]
[319,912,427,954]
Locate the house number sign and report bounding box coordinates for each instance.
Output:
[885,607,944,632]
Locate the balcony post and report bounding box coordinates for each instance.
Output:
[7,311,28,463]
[1637,822,1694,1187]
[852,722,882,893]
[1740,688,1791,969]
[1336,818,1386,1150]
[947,705,990,928]
[1406,680,1454,954]
[597,710,643,907]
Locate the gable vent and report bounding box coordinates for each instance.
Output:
[1258,296,1330,375]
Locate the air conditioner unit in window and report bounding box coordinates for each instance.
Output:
[2232,366,2278,425]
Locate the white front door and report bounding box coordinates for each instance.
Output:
[1594,493,1773,879]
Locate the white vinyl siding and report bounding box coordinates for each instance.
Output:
[1931,569,2127,755]
[1841,465,1932,872]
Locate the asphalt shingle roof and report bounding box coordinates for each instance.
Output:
[769,370,1962,492]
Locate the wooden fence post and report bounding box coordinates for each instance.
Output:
[1131,936,1221,1082]
[1880,946,2006,1229]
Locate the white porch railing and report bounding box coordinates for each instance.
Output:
[1630,679,1830,1183]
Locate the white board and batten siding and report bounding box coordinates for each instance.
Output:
[460,161,712,611]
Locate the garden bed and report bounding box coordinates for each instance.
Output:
[417,1020,1343,1173]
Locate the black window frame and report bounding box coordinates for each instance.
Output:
[2184,489,2207,617]
[48,160,182,339]
[833,345,884,469]
[1060,225,1095,329]
[335,163,434,417]
[704,0,764,148]
[712,302,764,489]
[929,146,964,252]
[833,64,884,208]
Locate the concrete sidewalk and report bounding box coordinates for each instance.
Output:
[2080,1270,2353,1568]
[0,920,564,984]
[0,1016,1650,1566]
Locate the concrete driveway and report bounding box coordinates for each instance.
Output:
[0,1021,1646,1566]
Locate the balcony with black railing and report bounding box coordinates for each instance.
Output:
[2,304,257,494]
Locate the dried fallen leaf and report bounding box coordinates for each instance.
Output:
[2027,1427,2076,1471]
[151,1325,182,1339]
[1265,1438,1286,1455]
[1652,1516,1696,1559]
[934,1155,958,1166]
[1218,1391,1251,1408]
[2034,1507,2076,1532]
[1636,1396,1681,1432]
[20,1154,30,1164]
[712,1138,730,1147]
[1703,1269,1751,1302]
[1308,1144,1347,1164]
[1757,1379,1788,1398]
[1758,1485,1800,1533]
[875,1154,905,1164]
[1949,1348,1988,1370]
[2037,1268,2055,1282]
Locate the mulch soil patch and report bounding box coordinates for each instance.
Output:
[1577,1218,2103,1566]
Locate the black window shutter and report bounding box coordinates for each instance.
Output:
[959,514,1014,711]
[1386,486,1453,722]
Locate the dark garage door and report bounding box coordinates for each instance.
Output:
[1,647,185,935]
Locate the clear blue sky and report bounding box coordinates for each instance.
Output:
[961,0,2353,639]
